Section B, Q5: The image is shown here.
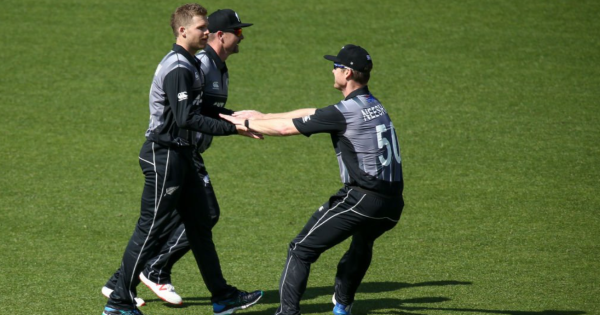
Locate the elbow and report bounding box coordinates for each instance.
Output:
[277,125,298,136]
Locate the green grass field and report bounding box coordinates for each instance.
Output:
[1,0,599,314]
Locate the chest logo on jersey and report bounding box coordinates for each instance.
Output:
[178,92,188,101]
[212,81,220,90]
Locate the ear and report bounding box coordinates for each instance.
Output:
[344,68,354,80]
[179,26,187,38]
[217,31,225,42]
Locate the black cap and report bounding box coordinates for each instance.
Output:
[324,44,373,72]
[208,9,253,33]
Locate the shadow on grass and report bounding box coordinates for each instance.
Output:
[156,280,585,315]
[155,280,463,309]
[388,305,587,315]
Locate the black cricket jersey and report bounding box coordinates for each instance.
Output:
[292,86,403,196]
[145,44,236,147]
[194,45,235,152]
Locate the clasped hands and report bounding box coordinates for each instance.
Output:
[221,110,264,139]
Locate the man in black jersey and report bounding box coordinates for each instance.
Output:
[102,8,254,307]
[222,44,404,315]
[102,4,262,315]
[138,9,254,304]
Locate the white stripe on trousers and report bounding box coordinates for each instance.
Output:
[277,190,360,315]
[276,189,399,314]
[148,228,186,283]
[294,190,365,250]
[127,143,170,303]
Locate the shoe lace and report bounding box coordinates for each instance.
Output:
[218,290,249,304]
[239,290,261,302]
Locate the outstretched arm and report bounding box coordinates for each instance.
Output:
[233,108,316,120]
[220,114,300,137]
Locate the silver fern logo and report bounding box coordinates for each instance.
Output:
[165,186,179,196]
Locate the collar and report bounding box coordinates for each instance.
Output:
[202,44,227,72]
[172,44,200,68]
[344,86,370,100]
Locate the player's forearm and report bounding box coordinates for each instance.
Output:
[263,108,316,120]
[246,118,300,136]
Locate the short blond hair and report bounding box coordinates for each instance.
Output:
[350,69,370,85]
[170,3,208,37]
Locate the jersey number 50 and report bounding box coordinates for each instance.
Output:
[376,123,401,166]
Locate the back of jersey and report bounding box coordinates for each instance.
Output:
[335,93,403,195]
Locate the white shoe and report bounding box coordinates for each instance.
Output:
[139,272,183,305]
[102,286,146,307]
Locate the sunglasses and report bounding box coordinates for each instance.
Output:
[333,63,347,70]
[229,28,242,37]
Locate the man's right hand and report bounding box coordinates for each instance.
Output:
[233,110,265,120]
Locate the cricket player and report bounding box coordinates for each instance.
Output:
[102,8,254,307]
[222,44,404,315]
[102,4,262,315]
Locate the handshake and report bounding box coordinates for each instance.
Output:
[220,110,266,139]
[220,108,312,138]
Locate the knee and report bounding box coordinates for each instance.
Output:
[350,238,375,255]
[288,242,321,264]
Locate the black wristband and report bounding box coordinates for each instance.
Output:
[244,119,249,128]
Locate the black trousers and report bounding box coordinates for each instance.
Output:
[275,186,404,315]
[105,157,219,287]
[142,164,220,283]
[106,141,235,310]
